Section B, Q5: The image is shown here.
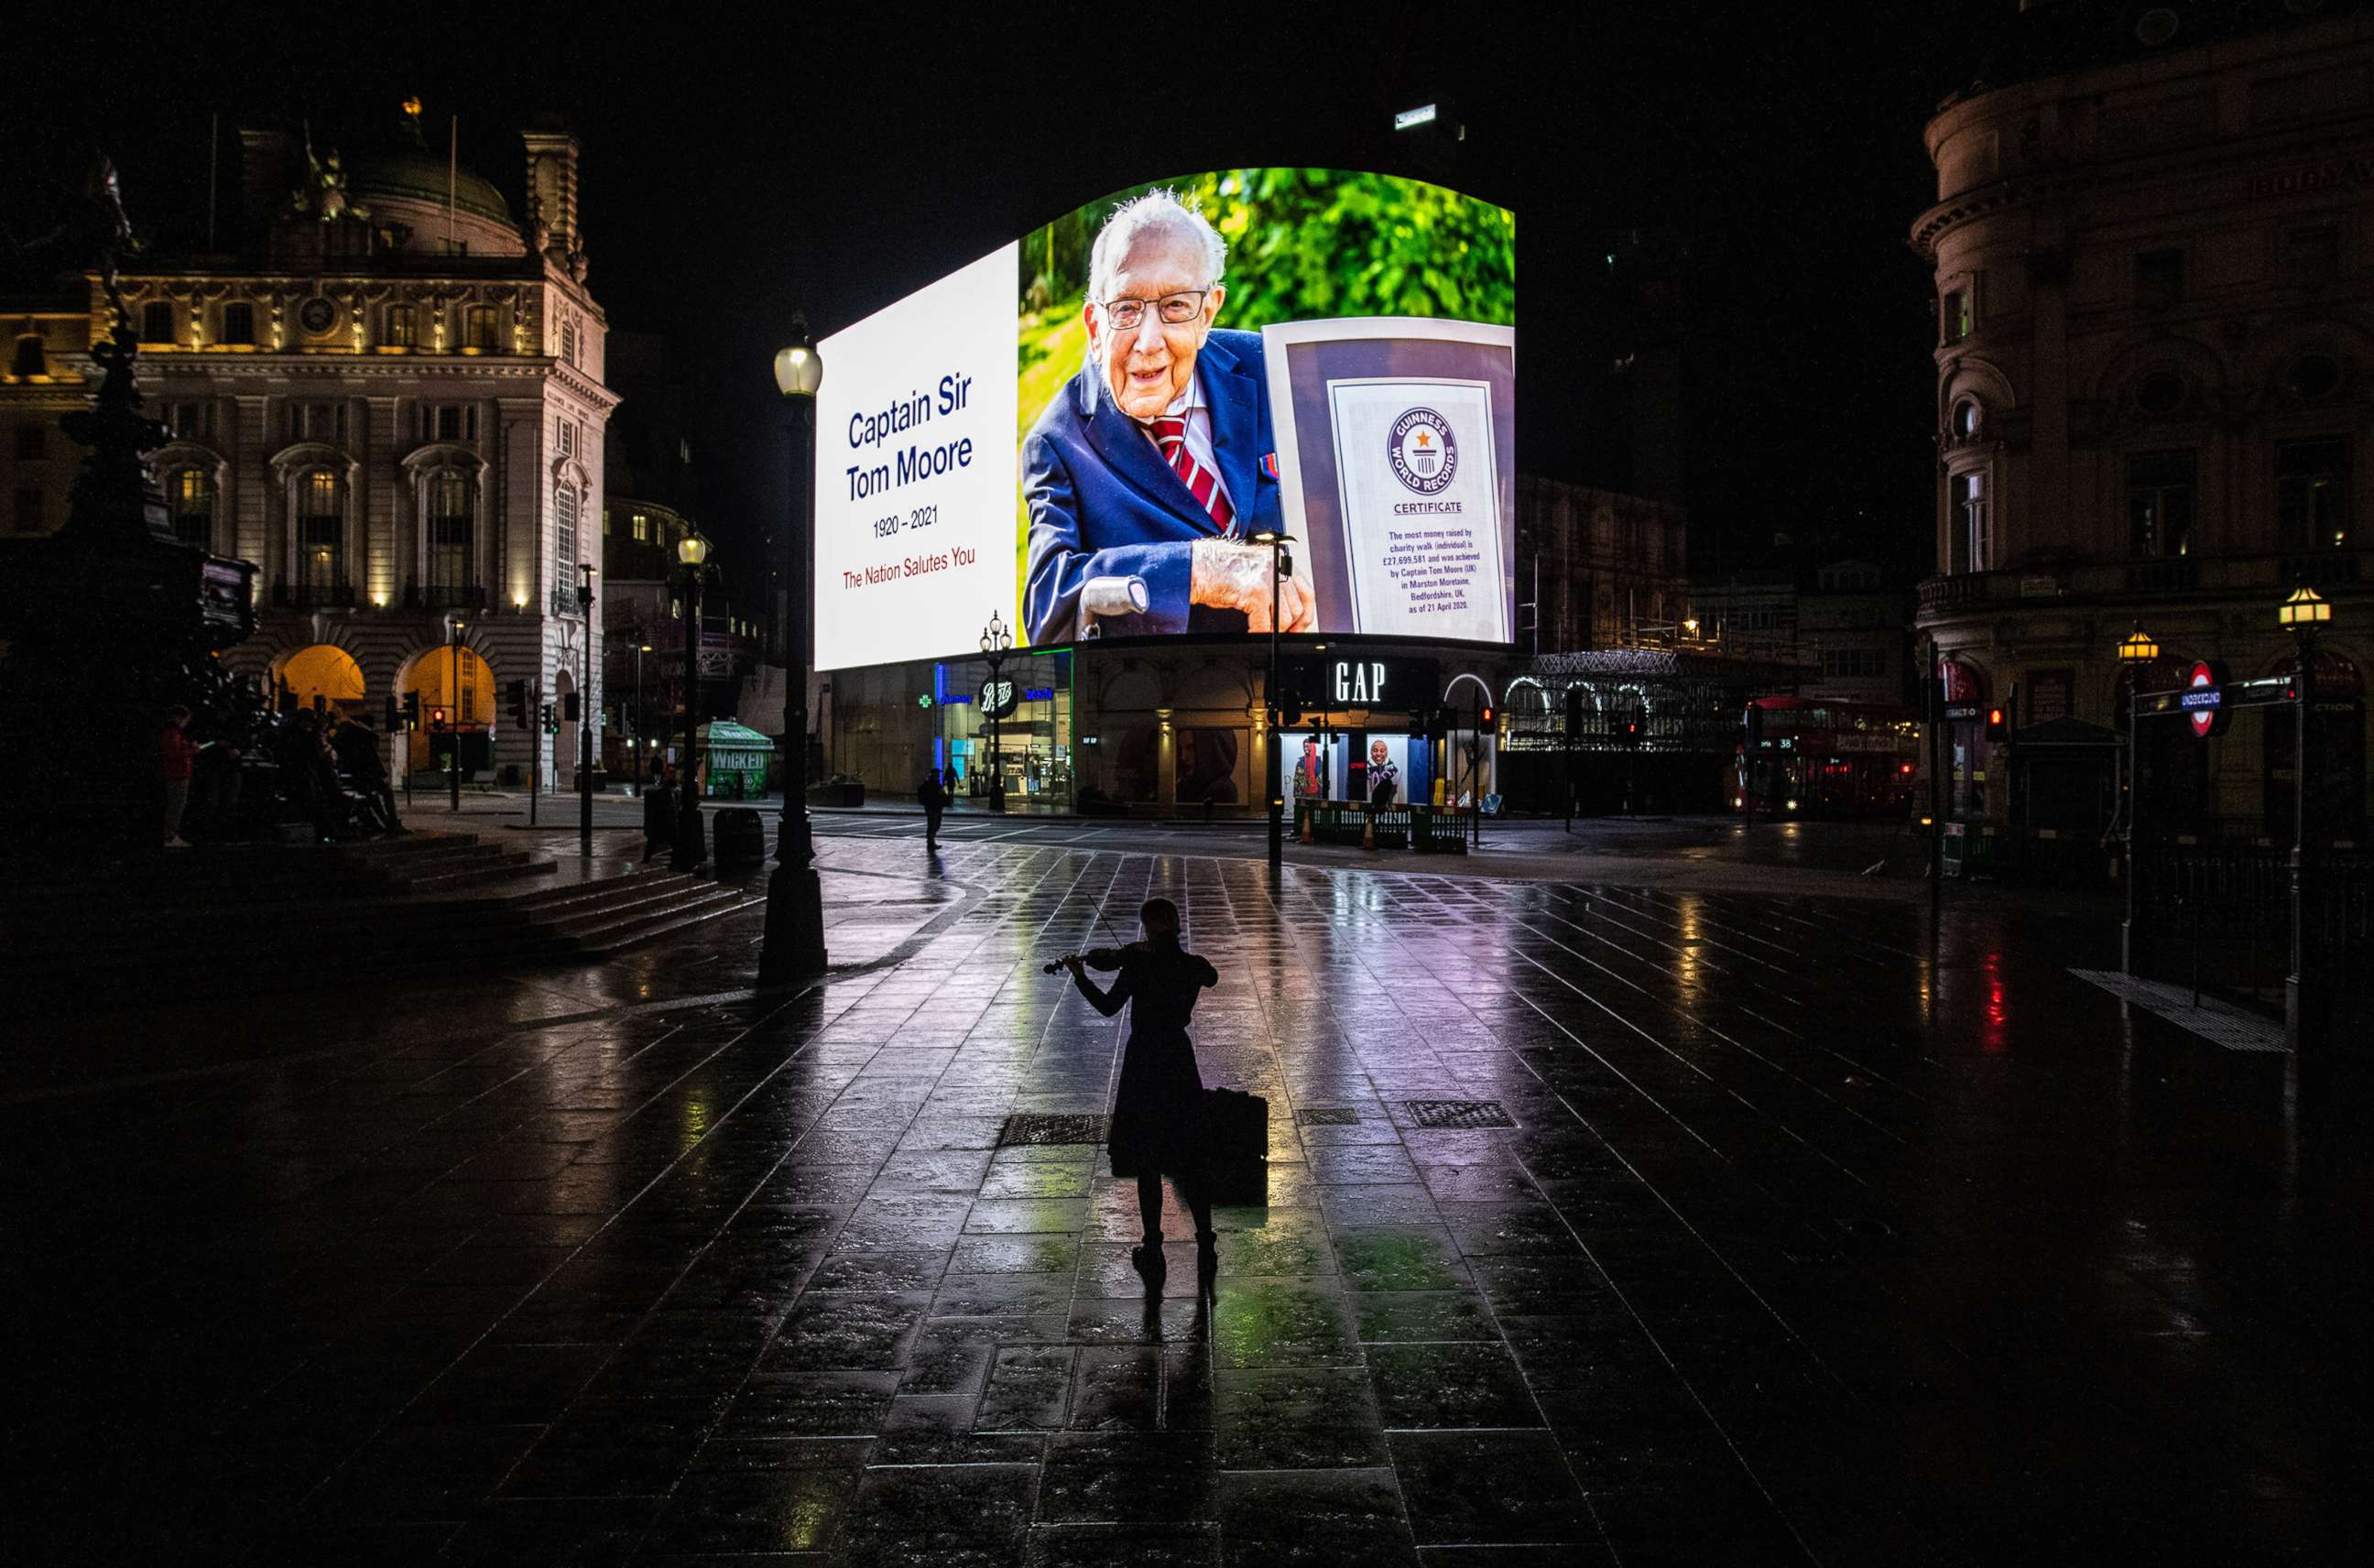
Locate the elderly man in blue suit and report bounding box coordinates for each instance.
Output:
[1022,191,1317,646]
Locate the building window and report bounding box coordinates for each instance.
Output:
[432,405,474,442]
[140,302,175,344]
[2126,451,2196,558]
[298,470,343,595]
[464,307,503,351]
[10,333,48,378]
[561,320,578,364]
[632,511,649,542]
[385,305,414,348]
[169,469,212,549]
[15,425,43,462]
[1950,398,1981,440]
[217,302,254,347]
[289,402,343,443]
[427,470,474,596]
[1939,288,1970,343]
[2135,248,2183,309]
[14,486,42,532]
[554,485,580,600]
[1821,648,1884,679]
[2284,225,2339,288]
[556,417,576,459]
[2276,438,2350,552]
[1951,470,1989,572]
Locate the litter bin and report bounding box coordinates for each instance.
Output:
[713,806,767,869]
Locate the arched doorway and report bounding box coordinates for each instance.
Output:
[272,644,365,716]
[2264,648,2366,838]
[397,644,496,779]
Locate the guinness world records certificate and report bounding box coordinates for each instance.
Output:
[1262,319,1517,645]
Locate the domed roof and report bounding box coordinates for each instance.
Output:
[347,116,513,227]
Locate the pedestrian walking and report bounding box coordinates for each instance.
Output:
[919,768,948,847]
[642,766,676,864]
[160,705,197,848]
[1061,898,1220,1290]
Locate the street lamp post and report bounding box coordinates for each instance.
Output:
[577,561,597,855]
[760,324,828,983]
[981,614,1011,813]
[672,535,709,872]
[1248,529,1293,879]
[631,634,648,793]
[2278,586,2332,1049]
[2115,623,2161,975]
[447,612,465,813]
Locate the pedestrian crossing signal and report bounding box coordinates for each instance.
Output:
[1985,706,2008,742]
[401,691,420,729]
[430,706,448,729]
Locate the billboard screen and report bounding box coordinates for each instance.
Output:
[813,169,1515,670]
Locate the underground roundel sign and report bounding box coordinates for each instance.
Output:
[2183,659,2230,739]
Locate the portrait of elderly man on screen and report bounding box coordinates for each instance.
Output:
[1021,191,1316,646]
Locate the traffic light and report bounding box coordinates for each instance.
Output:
[1478,703,1495,726]
[401,691,420,729]
[383,694,399,732]
[430,706,448,730]
[1985,705,2008,743]
[1622,716,1641,747]
[506,679,528,726]
[540,702,557,735]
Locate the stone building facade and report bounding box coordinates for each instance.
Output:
[1912,5,2372,833]
[0,107,615,787]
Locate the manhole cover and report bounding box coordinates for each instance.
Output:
[996,1114,1108,1147]
[1296,1107,1360,1126]
[1402,1100,1516,1129]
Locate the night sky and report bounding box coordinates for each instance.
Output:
[11,2,2006,589]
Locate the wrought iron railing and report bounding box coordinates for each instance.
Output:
[405,582,487,611]
[2136,843,2372,1001]
[270,581,356,609]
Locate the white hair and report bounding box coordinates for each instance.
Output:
[1086,190,1225,304]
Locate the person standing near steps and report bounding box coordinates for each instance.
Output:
[1062,898,1219,1290]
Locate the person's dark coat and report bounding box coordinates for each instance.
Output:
[1020,329,1283,645]
[643,779,676,843]
[1073,939,1219,1178]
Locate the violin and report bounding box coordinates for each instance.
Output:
[1040,943,1144,975]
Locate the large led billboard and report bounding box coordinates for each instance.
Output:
[814,169,1516,670]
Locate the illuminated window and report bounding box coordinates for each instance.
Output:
[427,470,474,596]
[1951,470,1989,572]
[2276,438,2350,552]
[220,303,255,346]
[2135,248,2183,309]
[2126,452,2195,558]
[140,301,175,344]
[169,469,212,549]
[464,306,502,351]
[385,305,414,347]
[299,470,343,596]
[632,512,648,541]
[554,485,579,600]
[1950,398,1981,440]
[1939,288,1970,343]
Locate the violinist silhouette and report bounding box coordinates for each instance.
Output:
[1059,898,1219,1290]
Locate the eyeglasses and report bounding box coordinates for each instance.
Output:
[1097,290,1211,332]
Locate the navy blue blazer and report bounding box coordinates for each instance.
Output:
[1020,327,1283,645]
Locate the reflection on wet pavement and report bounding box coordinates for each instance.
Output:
[3,835,2363,1564]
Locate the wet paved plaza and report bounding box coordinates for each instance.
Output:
[5,837,2366,1563]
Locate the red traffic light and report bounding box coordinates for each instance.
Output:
[1479,705,1495,724]
[1984,705,2008,742]
[430,706,448,727]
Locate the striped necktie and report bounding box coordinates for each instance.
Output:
[1148,415,1234,534]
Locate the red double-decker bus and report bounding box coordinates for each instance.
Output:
[1736,696,1921,818]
